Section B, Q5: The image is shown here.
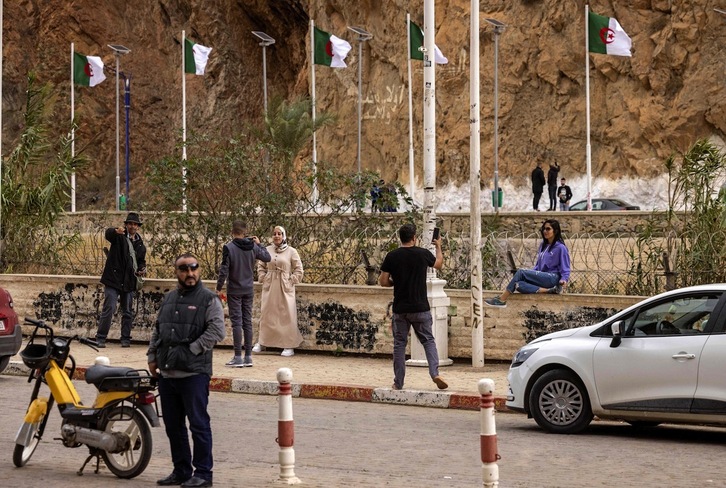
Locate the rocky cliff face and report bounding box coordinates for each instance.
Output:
[3,0,725,208]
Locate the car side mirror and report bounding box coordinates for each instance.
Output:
[610,320,624,348]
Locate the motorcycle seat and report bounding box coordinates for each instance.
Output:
[85,364,139,391]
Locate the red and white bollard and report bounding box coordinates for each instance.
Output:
[479,378,500,487]
[276,368,301,484]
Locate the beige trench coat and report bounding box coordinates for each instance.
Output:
[256,245,304,348]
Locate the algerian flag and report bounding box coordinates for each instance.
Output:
[184,37,213,75]
[73,52,106,87]
[313,27,351,68]
[588,12,632,57]
[409,21,448,64]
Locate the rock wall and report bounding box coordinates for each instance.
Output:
[3,0,725,207]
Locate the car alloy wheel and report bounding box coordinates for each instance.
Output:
[529,369,593,434]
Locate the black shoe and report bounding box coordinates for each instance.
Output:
[121,341,131,348]
[157,473,190,486]
[96,339,106,349]
[181,477,213,487]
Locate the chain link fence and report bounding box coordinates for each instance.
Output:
[12,213,694,296]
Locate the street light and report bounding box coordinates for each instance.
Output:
[107,44,130,211]
[251,31,275,114]
[347,26,373,175]
[484,19,505,213]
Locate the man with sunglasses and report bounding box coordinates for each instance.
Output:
[95,212,147,348]
[148,253,226,487]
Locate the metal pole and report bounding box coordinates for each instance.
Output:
[124,75,131,204]
[357,39,363,175]
[115,53,120,211]
[71,42,75,213]
[262,44,268,114]
[493,30,500,213]
[470,1,484,367]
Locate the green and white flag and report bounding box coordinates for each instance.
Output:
[409,21,448,64]
[313,27,351,68]
[184,38,212,74]
[588,12,632,56]
[73,52,106,86]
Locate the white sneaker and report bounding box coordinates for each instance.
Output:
[252,343,262,353]
[281,349,295,357]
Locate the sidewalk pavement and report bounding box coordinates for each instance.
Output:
[6,341,512,411]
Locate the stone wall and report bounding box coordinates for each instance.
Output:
[0,274,642,362]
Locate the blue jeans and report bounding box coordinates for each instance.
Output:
[228,294,253,356]
[96,286,134,341]
[158,374,213,482]
[391,311,440,389]
[506,269,560,294]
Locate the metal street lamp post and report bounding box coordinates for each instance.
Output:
[484,19,505,213]
[107,44,130,211]
[347,26,373,176]
[251,31,275,114]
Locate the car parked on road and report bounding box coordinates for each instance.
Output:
[507,284,726,434]
[0,287,21,373]
[568,198,640,211]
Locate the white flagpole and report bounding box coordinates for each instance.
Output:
[470,0,483,367]
[585,3,593,211]
[0,0,3,253]
[182,30,188,212]
[71,43,76,212]
[310,20,318,204]
[406,13,415,201]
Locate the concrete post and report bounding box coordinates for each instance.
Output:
[276,368,301,484]
[479,378,500,487]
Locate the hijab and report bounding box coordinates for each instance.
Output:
[274,225,288,252]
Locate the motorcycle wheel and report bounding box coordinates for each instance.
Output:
[13,379,54,467]
[100,406,153,479]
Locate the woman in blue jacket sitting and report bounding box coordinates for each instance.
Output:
[485,219,570,308]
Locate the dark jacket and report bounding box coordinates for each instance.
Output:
[100,228,147,293]
[557,184,573,203]
[148,281,226,377]
[216,238,271,295]
[531,166,546,193]
[547,164,560,187]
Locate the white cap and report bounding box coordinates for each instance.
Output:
[94,356,111,366]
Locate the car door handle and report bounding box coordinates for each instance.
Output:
[672,353,696,360]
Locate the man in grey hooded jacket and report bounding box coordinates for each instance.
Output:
[216,220,271,367]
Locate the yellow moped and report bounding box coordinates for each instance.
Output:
[13,318,160,479]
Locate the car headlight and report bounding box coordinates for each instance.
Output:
[511,347,538,368]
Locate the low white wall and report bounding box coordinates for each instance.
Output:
[0,274,642,361]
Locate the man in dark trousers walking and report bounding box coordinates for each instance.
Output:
[531,161,546,211]
[95,212,146,348]
[378,224,447,391]
[547,161,560,211]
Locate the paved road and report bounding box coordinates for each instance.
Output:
[2,375,725,487]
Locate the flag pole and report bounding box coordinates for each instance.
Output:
[585,2,593,211]
[406,13,415,202]
[71,43,76,212]
[310,20,318,204]
[182,30,188,212]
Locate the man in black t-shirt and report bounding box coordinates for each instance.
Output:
[379,224,448,391]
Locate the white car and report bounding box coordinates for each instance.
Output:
[506,284,726,434]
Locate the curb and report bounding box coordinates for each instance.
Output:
[3,360,510,412]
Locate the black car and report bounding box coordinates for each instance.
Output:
[569,198,640,211]
[0,287,20,373]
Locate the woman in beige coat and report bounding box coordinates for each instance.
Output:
[253,226,304,356]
